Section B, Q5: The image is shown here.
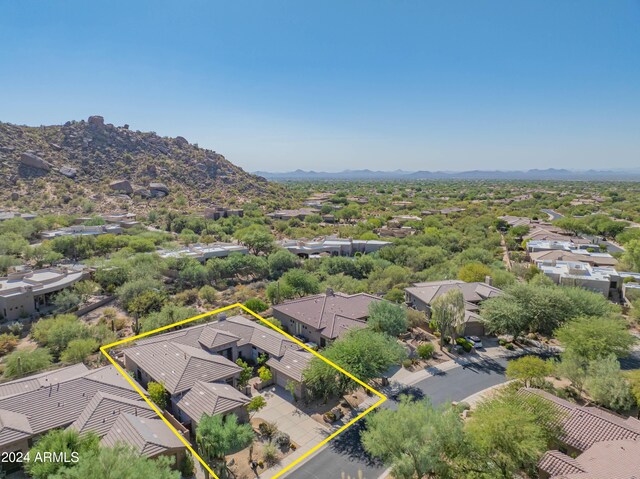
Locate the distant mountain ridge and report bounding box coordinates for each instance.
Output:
[255,168,640,181]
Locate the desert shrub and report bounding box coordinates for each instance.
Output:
[60,338,98,363]
[273,431,291,449]
[258,421,278,440]
[455,337,473,352]
[262,442,278,466]
[173,288,199,306]
[244,298,268,313]
[198,285,217,304]
[0,333,19,356]
[416,343,435,359]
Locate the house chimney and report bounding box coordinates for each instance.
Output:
[326,288,334,297]
[484,275,493,286]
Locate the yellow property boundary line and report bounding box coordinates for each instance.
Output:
[100,303,387,479]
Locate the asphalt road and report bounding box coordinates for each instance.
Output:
[283,356,510,479]
[541,208,564,221]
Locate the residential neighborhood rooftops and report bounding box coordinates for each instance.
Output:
[69,391,157,436]
[40,225,123,239]
[266,349,314,383]
[132,315,299,358]
[530,249,618,267]
[523,388,640,452]
[0,365,147,449]
[123,341,243,395]
[405,279,502,307]
[177,380,250,423]
[0,267,86,298]
[157,243,248,261]
[0,363,89,399]
[279,236,390,256]
[101,413,185,458]
[541,439,640,479]
[538,261,620,283]
[0,211,37,221]
[271,291,382,340]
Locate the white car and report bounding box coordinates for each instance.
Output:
[465,336,483,349]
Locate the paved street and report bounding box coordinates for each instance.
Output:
[541,208,563,220]
[281,356,511,479]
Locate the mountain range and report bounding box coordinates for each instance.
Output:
[254,168,640,181]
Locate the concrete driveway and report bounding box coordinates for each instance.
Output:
[255,385,329,450]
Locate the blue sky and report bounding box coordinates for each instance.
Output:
[1,1,639,172]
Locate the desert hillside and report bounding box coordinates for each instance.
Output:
[0,116,278,214]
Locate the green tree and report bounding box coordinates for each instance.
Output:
[244,298,268,313]
[140,304,198,333]
[482,282,611,338]
[60,338,98,363]
[267,249,300,279]
[58,443,179,479]
[115,277,165,311]
[196,413,254,479]
[506,356,553,387]
[303,329,406,399]
[128,289,167,320]
[280,268,321,297]
[25,429,100,479]
[431,289,465,347]
[555,315,636,361]
[235,225,275,255]
[52,289,81,312]
[73,280,100,302]
[198,284,218,304]
[31,314,88,356]
[258,365,272,382]
[148,381,169,410]
[3,348,53,378]
[584,355,635,411]
[621,239,640,272]
[236,358,253,387]
[367,301,408,337]
[624,369,640,415]
[554,351,588,393]
[457,262,491,283]
[464,389,563,478]
[247,395,267,418]
[362,397,465,479]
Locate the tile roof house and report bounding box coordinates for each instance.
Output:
[176,380,250,427]
[123,341,243,397]
[122,314,302,428]
[101,413,186,461]
[404,279,503,336]
[266,349,314,398]
[530,249,618,268]
[68,391,157,437]
[271,290,383,346]
[521,389,640,479]
[539,439,640,479]
[0,364,180,471]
